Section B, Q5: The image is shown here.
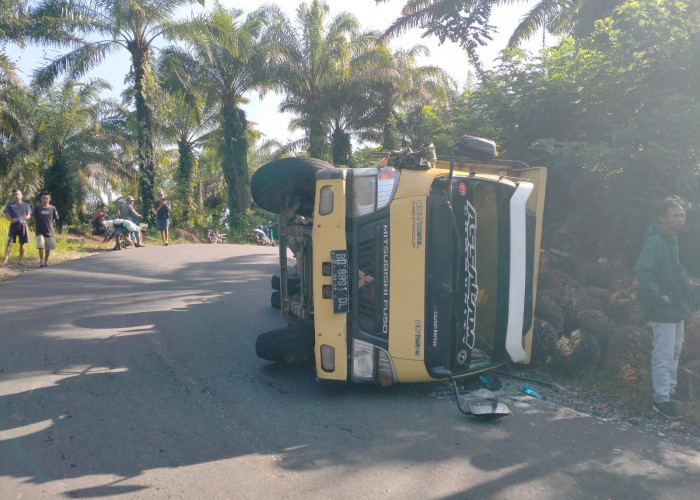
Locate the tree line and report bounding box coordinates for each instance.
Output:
[1,0,698,264]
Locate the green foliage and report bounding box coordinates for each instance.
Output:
[34,79,129,226]
[376,0,496,75]
[28,0,205,226]
[445,0,699,263]
[168,5,270,226]
[351,43,454,151]
[1,0,697,264]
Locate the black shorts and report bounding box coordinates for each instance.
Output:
[7,222,29,244]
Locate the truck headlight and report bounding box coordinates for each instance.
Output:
[352,339,375,380]
[353,167,399,217]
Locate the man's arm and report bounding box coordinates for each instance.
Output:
[156,200,171,211]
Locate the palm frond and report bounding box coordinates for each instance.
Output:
[32,40,115,88]
[508,0,572,47]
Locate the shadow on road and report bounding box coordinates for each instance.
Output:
[0,245,697,499]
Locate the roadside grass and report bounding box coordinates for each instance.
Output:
[0,221,211,282]
[0,220,104,274]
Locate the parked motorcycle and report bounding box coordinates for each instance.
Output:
[207,228,228,244]
[253,223,275,246]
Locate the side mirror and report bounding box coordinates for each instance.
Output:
[433,366,511,419]
[466,400,511,419]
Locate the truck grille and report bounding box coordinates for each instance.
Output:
[355,221,389,338]
[357,235,376,333]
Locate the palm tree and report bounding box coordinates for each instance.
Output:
[165,5,269,227]
[352,44,454,151]
[321,29,383,165]
[29,0,204,223]
[34,78,130,225]
[0,80,36,195]
[1,1,31,186]
[249,136,288,171]
[157,53,217,226]
[1,1,27,78]
[264,0,359,160]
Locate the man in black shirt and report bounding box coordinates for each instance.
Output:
[32,190,59,267]
[154,191,172,246]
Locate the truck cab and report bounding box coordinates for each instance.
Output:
[251,136,546,386]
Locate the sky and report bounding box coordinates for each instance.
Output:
[8,0,539,145]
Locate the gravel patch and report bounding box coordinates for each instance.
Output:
[426,367,700,447]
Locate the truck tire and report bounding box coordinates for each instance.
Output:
[455,135,496,161]
[271,274,301,292]
[271,290,281,309]
[255,326,314,362]
[251,157,333,217]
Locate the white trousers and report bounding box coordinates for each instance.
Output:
[649,321,684,404]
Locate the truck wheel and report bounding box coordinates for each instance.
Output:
[271,290,281,309]
[271,275,301,292]
[251,157,333,217]
[255,326,314,363]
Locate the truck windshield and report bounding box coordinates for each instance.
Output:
[425,176,517,376]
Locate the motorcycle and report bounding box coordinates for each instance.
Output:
[207,228,228,244]
[103,219,148,249]
[253,223,275,246]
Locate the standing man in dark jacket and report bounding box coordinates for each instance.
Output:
[634,197,695,419]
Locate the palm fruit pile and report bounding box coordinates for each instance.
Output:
[532,250,654,381]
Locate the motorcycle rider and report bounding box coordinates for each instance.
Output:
[253,222,274,245]
[117,196,145,248]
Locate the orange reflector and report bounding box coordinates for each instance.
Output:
[378,166,396,180]
[377,349,394,386]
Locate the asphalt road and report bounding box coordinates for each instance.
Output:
[1,244,698,499]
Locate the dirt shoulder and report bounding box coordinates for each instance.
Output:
[0,233,106,282]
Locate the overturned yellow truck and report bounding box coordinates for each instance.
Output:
[251,136,546,415]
